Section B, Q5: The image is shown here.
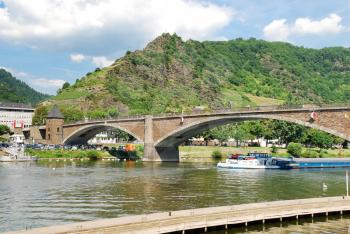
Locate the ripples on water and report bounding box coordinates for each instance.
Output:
[0,160,349,232]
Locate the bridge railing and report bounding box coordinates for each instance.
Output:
[65,103,350,125]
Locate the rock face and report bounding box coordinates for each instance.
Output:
[48,33,350,120]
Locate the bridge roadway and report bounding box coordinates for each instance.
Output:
[6,196,350,234]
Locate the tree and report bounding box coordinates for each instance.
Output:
[87,109,108,119]
[60,106,84,123]
[62,82,70,90]
[272,120,307,145]
[0,125,10,135]
[308,129,334,149]
[32,105,49,125]
[107,107,119,118]
[232,125,250,146]
[287,142,302,157]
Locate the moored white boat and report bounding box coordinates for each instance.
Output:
[217,153,296,169]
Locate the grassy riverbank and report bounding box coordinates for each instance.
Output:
[25,149,111,160]
[179,146,350,159]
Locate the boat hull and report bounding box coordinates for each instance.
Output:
[217,162,280,169]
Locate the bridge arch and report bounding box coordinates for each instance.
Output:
[63,124,142,145]
[155,114,348,148]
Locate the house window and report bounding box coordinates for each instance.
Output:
[48,134,51,140]
[57,127,60,132]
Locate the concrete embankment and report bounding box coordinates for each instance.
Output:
[5,196,350,234]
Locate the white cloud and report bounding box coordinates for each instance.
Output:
[263,19,290,41]
[70,53,86,63]
[263,14,344,42]
[69,54,114,67]
[29,78,65,90]
[293,14,343,34]
[0,0,233,53]
[91,56,114,67]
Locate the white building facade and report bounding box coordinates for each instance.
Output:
[0,103,34,130]
[88,131,117,144]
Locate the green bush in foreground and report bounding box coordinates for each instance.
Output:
[301,149,319,158]
[287,142,302,157]
[211,150,223,159]
[271,145,278,154]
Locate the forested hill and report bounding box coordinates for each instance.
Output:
[47,33,350,122]
[0,69,50,106]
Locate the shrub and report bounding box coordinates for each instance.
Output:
[301,149,318,158]
[271,145,278,154]
[287,142,302,157]
[319,150,328,158]
[86,150,99,160]
[212,150,223,159]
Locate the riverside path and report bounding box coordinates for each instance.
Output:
[5,196,350,234]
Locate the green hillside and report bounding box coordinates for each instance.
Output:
[0,69,50,106]
[45,33,350,122]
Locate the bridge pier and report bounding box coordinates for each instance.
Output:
[143,115,180,162]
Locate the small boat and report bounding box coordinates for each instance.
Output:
[0,145,37,162]
[217,153,297,169]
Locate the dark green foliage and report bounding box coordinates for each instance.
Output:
[271,145,278,154]
[211,150,223,159]
[202,119,342,149]
[287,142,303,157]
[60,106,84,123]
[32,105,49,125]
[0,125,10,135]
[307,129,334,149]
[54,34,350,116]
[102,35,350,115]
[0,69,50,105]
[86,109,108,119]
[107,107,119,118]
[62,82,70,90]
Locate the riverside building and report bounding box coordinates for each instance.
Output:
[0,102,34,130]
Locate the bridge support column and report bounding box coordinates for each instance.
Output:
[143,115,158,161]
[143,115,180,162]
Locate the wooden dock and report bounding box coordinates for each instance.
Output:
[5,196,350,234]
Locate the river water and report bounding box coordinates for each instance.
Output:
[0,160,349,232]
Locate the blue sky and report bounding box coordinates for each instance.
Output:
[0,0,349,94]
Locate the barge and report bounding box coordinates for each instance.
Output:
[217,153,350,170]
[294,158,350,168]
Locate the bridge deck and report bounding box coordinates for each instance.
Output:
[5,196,350,234]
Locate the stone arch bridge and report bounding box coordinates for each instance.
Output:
[39,105,350,162]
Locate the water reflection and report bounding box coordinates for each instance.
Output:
[0,161,348,232]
